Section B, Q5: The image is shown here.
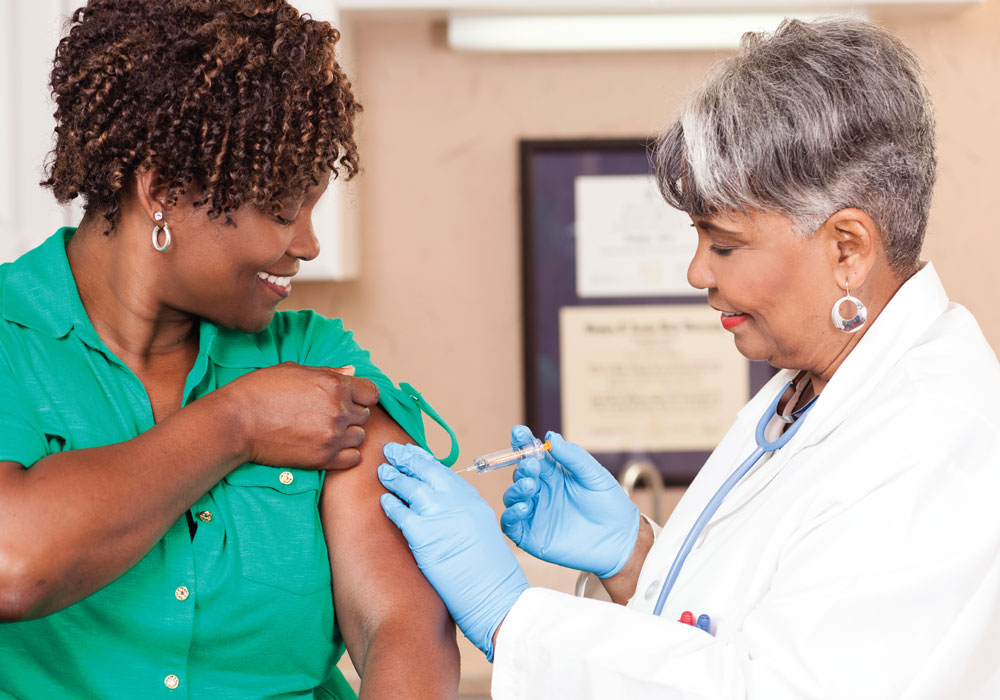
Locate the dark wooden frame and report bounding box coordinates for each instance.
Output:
[519,138,772,485]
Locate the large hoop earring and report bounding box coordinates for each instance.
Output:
[152,211,171,252]
[831,284,867,333]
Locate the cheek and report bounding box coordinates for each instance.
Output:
[722,266,785,317]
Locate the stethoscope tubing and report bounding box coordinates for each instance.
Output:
[651,380,816,617]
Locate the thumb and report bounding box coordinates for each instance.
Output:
[546,432,613,490]
[333,365,356,376]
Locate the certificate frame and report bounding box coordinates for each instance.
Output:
[519,138,773,485]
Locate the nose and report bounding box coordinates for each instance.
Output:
[288,221,320,262]
[687,236,716,290]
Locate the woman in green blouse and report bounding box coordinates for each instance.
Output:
[0,1,459,698]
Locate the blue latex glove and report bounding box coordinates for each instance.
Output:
[500,426,640,578]
[378,442,529,662]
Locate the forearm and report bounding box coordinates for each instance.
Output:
[600,516,654,605]
[357,612,459,699]
[0,390,246,620]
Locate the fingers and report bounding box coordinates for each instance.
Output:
[383,442,455,491]
[510,424,539,450]
[325,418,366,465]
[512,456,543,482]
[500,503,530,544]
[328,448,362,470]
[502,476,538,508]
[343,403,371,428]
[339,424,366,450]
[322,366,380,408]
[377,462,434,512]
[380,492,414,532]
[349,377,380,407]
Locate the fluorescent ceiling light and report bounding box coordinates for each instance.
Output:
[448,11,867,52]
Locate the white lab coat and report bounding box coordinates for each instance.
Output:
[492,263,1000,699]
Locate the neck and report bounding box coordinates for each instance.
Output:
[803,264,913,397]
[67,211,198,368]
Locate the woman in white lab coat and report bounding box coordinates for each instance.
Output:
[376,17,1000,699]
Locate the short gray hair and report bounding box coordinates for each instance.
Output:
[654,17,936,276]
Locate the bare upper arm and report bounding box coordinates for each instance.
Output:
[319,406,452,665]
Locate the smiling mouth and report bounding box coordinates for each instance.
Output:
[257,271,292,297]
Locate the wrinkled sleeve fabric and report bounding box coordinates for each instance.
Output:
[492,418,1000,699]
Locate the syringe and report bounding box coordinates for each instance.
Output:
[464,438,552,474]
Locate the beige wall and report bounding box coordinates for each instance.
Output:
[289,4,1000,690]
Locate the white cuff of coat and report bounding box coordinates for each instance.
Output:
[641,512,662,539]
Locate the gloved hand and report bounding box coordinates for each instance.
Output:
[500,426,640,578]
[378,442,529,662]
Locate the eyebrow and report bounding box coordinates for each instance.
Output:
[692,219,743,237]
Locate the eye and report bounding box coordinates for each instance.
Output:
[709,244,735,256]
[274,214,294,226]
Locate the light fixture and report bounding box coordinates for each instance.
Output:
[447,10,867,52]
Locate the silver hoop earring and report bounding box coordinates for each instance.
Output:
[152,211,171,252]
[831,284,867,333]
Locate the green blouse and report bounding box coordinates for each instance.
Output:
[0,229,456,699]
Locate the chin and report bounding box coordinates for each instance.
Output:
[212,310,276,335]
[732,337,770,364]
[241,316,276,334]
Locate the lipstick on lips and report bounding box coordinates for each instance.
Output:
[720,311,748,330]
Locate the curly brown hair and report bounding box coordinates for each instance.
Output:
[43,0,361,232]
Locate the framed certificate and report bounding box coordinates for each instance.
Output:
[519,138,773,484]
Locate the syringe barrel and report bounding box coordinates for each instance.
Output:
[473,438,548,474]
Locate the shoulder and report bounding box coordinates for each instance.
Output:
[266,309,365,366]
[248,311,436,450]
[807,333,1000,511]
[256,309,351,353]
[887,301,1000,437]
[213,310,361,368]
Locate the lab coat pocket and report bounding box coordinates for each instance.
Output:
[222,464,330,596]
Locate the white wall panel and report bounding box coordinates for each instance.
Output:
[291,0,360,280]
[0,0,75,264]
[0,1,14,231]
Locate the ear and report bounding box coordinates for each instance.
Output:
[816,208,881,292]
[133,167,169,223]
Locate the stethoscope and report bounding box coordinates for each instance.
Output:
[651,379,818,617]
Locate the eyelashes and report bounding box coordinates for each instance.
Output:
[708,245,735,256]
